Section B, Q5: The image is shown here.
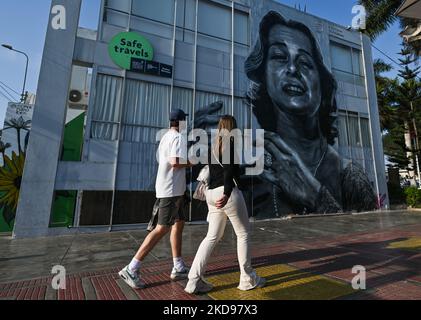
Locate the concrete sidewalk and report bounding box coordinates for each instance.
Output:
[1,211,421,300]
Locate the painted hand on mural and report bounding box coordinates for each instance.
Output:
[193,101,224,130]
[262,132,322,210]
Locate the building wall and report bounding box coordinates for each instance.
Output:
[13,0,389,238]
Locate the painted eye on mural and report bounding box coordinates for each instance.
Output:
[273,55,288,62]
[269,48,289,62]
[297,58,314,70]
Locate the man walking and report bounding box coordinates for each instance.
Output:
[119,109,192,289]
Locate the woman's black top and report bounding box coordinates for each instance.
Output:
[208,140,241,198]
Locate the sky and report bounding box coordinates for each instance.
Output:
[0,0,403,128]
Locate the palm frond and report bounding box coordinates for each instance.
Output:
[358,0,403,41]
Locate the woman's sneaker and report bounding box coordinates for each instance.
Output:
[170,266,190,281]
[238,275,267,291]
[256,277,267,289]
[185,278,214,295]
[118,266,146,289]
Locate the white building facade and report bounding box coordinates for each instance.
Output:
[11,0,388,238]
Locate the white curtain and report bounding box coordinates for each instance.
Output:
[360,118,376,184]
[90,75,251,190]
[337,114,351,159]
[348,115,361,148]
[121,80,171,143]
[173,87,194,123]
[91,74,123,140]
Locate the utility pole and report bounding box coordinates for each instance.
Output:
[1,44,29,103]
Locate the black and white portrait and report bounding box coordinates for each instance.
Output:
[194,10,377,219]
[245,11,377,217]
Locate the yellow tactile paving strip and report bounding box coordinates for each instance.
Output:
[388,237,421,252]
[206,264,355,300]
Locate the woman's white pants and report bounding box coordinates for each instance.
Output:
[187,186,260,291]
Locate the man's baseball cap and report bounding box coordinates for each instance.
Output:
[170,109,188,121]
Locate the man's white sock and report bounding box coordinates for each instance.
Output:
[173,257,185,271]
[128,258,142,273]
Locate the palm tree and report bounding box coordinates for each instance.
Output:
[381,44,421,173]
[374,59,399,131]
[358,0,420,56]
[373,59,409,169]
[3,117,31,154]
[0,141,12,164]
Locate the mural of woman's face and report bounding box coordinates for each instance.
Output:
[265,24,322,117]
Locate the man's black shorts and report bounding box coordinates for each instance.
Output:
[156,196,187,227]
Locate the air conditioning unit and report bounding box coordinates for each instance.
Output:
[69,89,89,109]
[68,65,91,109]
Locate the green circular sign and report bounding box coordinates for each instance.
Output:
[108,32,154,70]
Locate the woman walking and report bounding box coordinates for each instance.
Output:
[185,115,266,294]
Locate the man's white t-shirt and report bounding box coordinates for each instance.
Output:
[155,129,187,199]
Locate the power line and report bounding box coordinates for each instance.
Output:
[0,85,17,102]
[0,88,14,102]
[0,80,20,96]
[372,44,401,67]
[0,83,19,101]
[0,84,18,101]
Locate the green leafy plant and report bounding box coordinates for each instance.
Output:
[404,186,421,207]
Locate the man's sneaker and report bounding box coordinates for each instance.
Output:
[185,277,214,295]
[118,266,146,289]
[170,266,190,281]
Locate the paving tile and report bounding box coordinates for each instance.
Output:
[206,264,355,300]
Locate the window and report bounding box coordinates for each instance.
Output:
[360,118,372,149]
[337,112,374,175]
[50,191,77,228]
[198,0,232,41]
[197,1,249,45]
[91,74,124,141]
[352,50,364,77]
[105,0,131,13]
[338,114,349,147]
[235,11,249,45]
[338,112,372,149]
[330,42,365,85]
[348,115,362,148]
[331,43,353,74]
[132,0,175,25]
[80,191,113,226]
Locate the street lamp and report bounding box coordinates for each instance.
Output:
[2,44,29,103]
